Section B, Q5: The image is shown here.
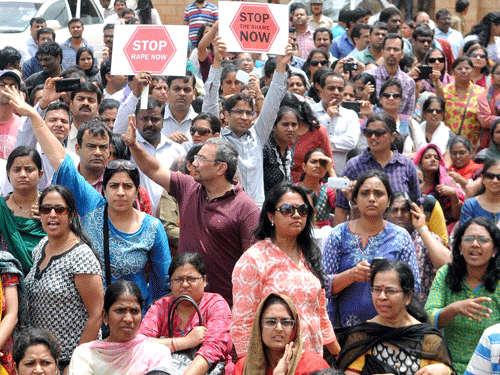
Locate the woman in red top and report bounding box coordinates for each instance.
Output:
[447,136,483,191]
[280,93,333,182]
[233,293,330,375]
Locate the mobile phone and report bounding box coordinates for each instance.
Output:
[55,78,81,93]
[418,65,432,80]
[235,70,250,84]
[343,61,358,72]
[403,191,413,208]
[328,177,350,189]
[341,101,361,112]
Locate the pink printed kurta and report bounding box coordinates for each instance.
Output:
[231,238,336,356]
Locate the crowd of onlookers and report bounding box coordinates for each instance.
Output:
[3,0,500,374]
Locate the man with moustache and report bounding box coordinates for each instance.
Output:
[366,33,416,116]
[130,94,185,213]
[184,0,218,44]
[352,21,388,65]
[314,27,336,64]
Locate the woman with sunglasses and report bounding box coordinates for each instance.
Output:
[298,148,335,228]
[3,86,171,310]
[232,183,340,359]
[425,217,500,374]
[459,158,500,227]
[443,57,485,147]
[468,45,491,88]
[302,50,329,97]
[339,260,453,375]
[333,112,421,226]
[478,63,500,149]
[464,11,500,63]
[233,293,330,375]
[324,169,420,328]
[422,48,453,95]
[377,78,426,156]
[414,144,465,226]
[24,184,103,373]
[420,96,455,159]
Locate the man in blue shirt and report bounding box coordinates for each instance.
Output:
[60,18,95,69]
[330,8,366,59]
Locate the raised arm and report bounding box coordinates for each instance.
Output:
[123,115,173,192]
[2,84,66,171]
[201,37,225,117]
[198,20,218,63]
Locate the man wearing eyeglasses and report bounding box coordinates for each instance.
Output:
[434,9,463,58]
[202,38,292,207]
[410,24,435,64]
[123,128,260,306]
[313,71,360,174]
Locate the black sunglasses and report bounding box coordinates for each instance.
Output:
[381,92,402,99]
[107,160,137,171]
[425,107,444,114]
[428,57,445,63]
[484,172,500,180]
[275,203,309,217]
[190,127,212,136]
[39,205,70,215]
[363,128,390,138]
[470,52,487,59]
[310,60,328,67]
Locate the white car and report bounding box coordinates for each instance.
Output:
[0,0,105,58]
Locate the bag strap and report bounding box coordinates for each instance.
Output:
[168,295,203,338]
[457,85,475,136]
[103,204,112,287]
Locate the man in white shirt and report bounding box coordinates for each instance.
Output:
[104,0,126,24]
[313,70,360,174]
[434,9,463,58]
[18,17,46,63]
[132,97,185,212]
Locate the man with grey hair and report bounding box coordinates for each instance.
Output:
[123,121,259,306]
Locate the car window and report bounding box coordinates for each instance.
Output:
[80,0,103,25]
[42,0,69,26]
[0,2,39,32]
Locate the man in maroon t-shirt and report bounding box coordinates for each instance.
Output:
[125,131,260,306]
[0,70,22,160]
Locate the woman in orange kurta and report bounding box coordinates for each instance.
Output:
[231,183,339,358]
[444,56,485,146]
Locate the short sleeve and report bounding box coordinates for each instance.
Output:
[1,273,19,287]
[70,244,102,275]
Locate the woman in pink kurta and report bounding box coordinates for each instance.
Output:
[231,183,339,359]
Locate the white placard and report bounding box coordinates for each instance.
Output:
[111,25,188,76]
[218,1,289,55]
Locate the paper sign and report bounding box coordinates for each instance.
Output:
[219,1,289,54]
[111,25,188,76]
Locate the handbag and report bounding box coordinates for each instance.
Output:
[168,295,226,375]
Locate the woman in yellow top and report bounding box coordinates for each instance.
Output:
[338,259,454,375]
[443,56,485,148]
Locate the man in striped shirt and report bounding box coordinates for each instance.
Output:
[184,0,218,44]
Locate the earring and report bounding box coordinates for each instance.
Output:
[271,221,274,227]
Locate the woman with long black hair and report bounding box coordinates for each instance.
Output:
[135,0,162,25]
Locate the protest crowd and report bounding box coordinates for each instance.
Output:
[4,0,500,373]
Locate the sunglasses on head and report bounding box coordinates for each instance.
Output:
[39,205,70,215]
[363,128,390,138]
[427,57,445,63]
[275,203,309,217]
[424,107,444,114]
[470,52,487,59]
[190,127,212,136]
[310,60,328,67]
[381,92,402,99]
[107,160,137,171]
[484,172,500,180]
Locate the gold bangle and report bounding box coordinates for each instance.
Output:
[256,95,264,100]
[31,122,45,129]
